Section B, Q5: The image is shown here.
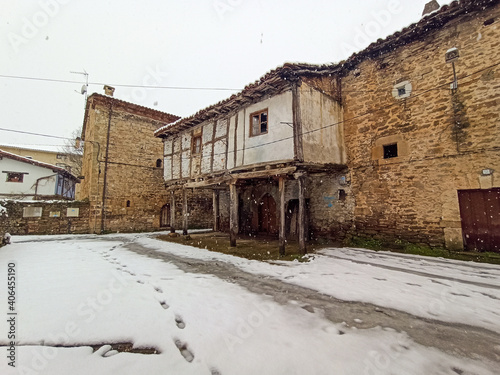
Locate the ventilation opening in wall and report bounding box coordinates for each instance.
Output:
[484,18,495,26]
[156,159,162,168]
[383,143,398,159]
[126,200,131,208]
[338,189,346,201]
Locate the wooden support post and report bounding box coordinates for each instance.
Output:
[298,175,307,254]
[213,190,220,232]
[229,182,238,247]
[170,190,176,233]
[182,188,188,235]
[279,177,286,257]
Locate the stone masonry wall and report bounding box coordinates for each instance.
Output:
[0,200,90,236]
[341,4,500,248]
[81,96,178,233]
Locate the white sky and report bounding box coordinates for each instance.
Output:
[0,0,454,149]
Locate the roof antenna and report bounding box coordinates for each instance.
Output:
[70,69,89,106]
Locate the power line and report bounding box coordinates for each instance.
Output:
[0,127,73,140]
[183,60,500,159]
[0,74,241,91]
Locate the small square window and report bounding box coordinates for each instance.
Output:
[192,135,202,154]
[6,172,24,183]
[383,144,398,159]
[397,87,406,96]
[250,109,268,136]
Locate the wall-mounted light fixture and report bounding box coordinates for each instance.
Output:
[445,47,460,90]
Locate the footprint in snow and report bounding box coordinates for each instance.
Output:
[175,315,186,329]
[154,287,163,293]
[174,339,194,362]
[136,280,145,284]
[160,301,169,309]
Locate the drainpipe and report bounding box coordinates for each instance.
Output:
[100,98,114,233]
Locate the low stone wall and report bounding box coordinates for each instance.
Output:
[0,200,90,236]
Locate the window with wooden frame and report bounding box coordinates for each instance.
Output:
[250,109,268,137]
[192,135,202,154]
[6,172,24,183]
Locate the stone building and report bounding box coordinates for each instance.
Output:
[155,0,500,253]
[155,65,352,255]
[79,89,214,234]
[340,0,500,251]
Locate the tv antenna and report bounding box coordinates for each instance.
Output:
[70,69,89,103]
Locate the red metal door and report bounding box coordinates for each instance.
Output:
[458,188,500,252]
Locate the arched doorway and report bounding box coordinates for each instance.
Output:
[258,194,278,235]
[160,204,170,228]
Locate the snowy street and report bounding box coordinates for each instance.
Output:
[0,233,499,374]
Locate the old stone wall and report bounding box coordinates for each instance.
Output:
[0,200,90,236]
[341,4,500,248]
[307,173,354,241]
[81,95,180,233]
[166,188,214,230]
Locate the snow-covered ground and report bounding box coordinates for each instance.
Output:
[0,233,499,374]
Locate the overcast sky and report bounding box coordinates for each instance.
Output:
[0,0,454,150]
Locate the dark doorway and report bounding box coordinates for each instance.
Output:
[258,194,278,235]
[458,188,500,252]
[160,204,170,228]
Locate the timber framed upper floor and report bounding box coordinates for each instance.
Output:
[154,64,348,188]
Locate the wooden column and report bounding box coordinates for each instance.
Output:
[213,190,220,232]
[229,182,238,247]
[292,80,304,162]
[182,188,188,235]
[170,190,176,233]
[298,174,307,254]
[279,177,286,256]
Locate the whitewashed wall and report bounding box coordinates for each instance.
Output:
[163,90,295,181]
[0,158,58,198]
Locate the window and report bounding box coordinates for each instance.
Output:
[156,159,162,168]
[6,172,24,183]
[383,144,398,159]
[56,154,64,159]
[192,135,202,154]
[392,80,412,99]
[126,200,131,207]
[250,109,268,136]
[338,189,347,201]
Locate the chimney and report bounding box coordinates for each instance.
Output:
[422,0,440,16]
[103,85,115,96]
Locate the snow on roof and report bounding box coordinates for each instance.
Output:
[0,143,66,154]
[155,0,494,138]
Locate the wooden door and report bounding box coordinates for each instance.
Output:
[160,204,170,227]
[458,188,500,252]
[259,194,278,235]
